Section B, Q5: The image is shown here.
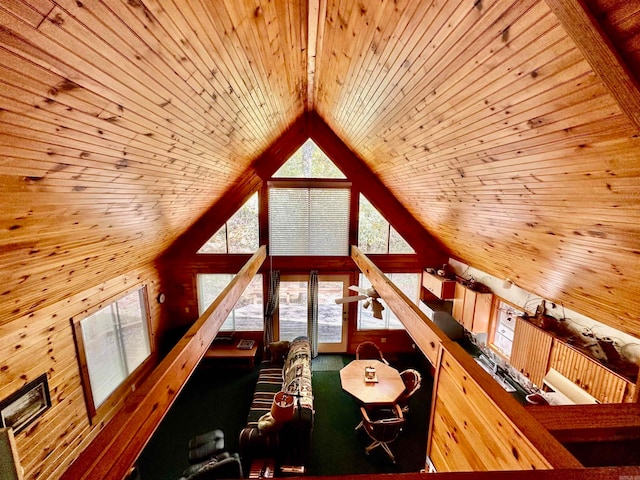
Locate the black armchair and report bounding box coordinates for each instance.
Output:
[359,403,405,463]
[178,430,243,480]
[179,452,243,480]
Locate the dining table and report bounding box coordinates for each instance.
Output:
[339,359,405,405]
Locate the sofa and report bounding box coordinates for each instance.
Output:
[239,336,314,470]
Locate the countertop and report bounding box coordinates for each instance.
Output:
[455,337,528,405]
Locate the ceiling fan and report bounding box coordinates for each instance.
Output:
[335,286,385,319]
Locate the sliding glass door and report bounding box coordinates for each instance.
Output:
[277,275,349,352]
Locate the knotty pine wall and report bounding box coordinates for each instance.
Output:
[0,264,163,480]
[428,345,582,472]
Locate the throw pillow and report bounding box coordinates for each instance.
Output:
[257,412,281,432]
[267,341,290,365]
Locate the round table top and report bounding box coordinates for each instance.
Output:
[339,359,405,405]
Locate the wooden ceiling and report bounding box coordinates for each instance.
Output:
[1,0,639,337]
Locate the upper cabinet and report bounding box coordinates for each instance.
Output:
[509,316,639,403]
[422,271,456,300]
[510,316,554,387]
[452,283,493,334]
[549,341,637,404]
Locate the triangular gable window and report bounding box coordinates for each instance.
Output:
[358,194,414,254]
[273,139,346,178]
[197,193,259,253]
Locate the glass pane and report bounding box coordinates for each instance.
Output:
[318,281,344,344]
[273,139,345,178]
[309,189,350,255]
[358,195,389,253]
[197,274,263,331]
[493,301,522,357]
[386,273,419,329]
[197,274,234,315]
[227,193,259,253]
[81,307,126,407]
[357,275,384,330]
[197,225,227,253]
[357,273,419,330]
[269,188,349,256]
[389,226,414,253]
[229,275,263,331]
[278,281,308,341]
[118,290,150,374]
[269,189,310,255]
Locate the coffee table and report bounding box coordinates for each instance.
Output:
[339,359,405,405]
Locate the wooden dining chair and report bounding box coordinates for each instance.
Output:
[397,368,422,413]
[355,341,389,365]
[358,403,405,463]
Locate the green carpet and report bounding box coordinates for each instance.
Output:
[309,356,431,475]
[136,365,258,480]
[136,353,431,478]
[311,354,349,371]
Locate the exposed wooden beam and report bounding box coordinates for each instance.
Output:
[351,245,448,366]
[306,0,322,111]
[546,0,640,133]
[60,246,267,480]
[527,403,640,443]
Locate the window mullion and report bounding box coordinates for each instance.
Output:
[112,303,129,376]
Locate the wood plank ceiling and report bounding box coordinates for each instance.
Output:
[1,0,639,338]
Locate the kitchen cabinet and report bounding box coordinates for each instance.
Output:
[510,317,553,387]
[549,341,637,403]
[422,271,456,300]
[451,283,493,333]
[510,317,638,403]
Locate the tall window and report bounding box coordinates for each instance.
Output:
[74,287,151,419]
[357,273,420,330]
[198,193,259,253]
[492,300,522,357]
[197,274,263,331]
[269,184,350,256]
[358,195,413,254]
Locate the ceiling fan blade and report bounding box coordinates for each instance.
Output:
[348,285,368,295]
[334,294,367,304]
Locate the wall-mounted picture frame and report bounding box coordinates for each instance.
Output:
[0,374,51,434]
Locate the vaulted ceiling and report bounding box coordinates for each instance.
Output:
[1,0,639,337]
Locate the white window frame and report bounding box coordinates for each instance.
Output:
[491,300,522,357]
[73,286,152,422]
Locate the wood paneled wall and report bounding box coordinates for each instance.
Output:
[428,345,582,472]
[0,264,162,480]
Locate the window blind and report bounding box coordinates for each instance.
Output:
[269,187,350,255]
